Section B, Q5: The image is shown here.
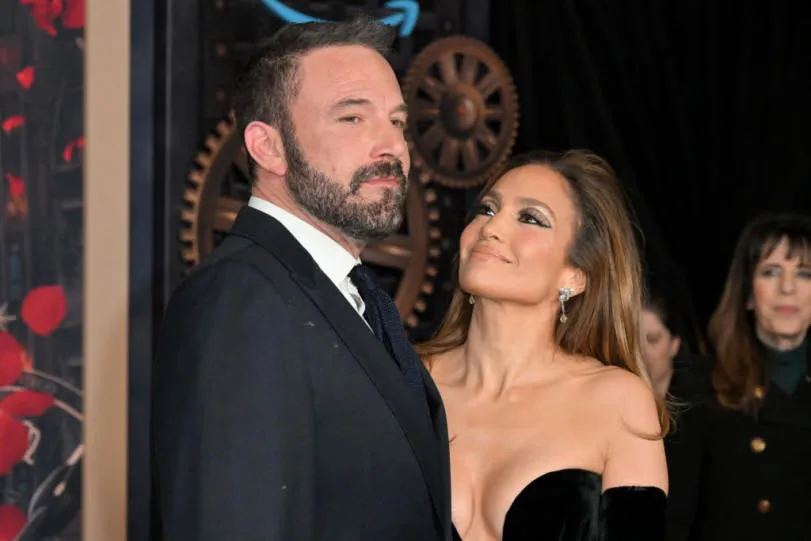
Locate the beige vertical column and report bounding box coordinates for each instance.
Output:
[83,0,130,539]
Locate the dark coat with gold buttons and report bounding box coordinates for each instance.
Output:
[664,355,811,541]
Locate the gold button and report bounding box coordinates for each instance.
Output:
[750,437,766,453]
[758,499,771,514]
[753,386,765,399]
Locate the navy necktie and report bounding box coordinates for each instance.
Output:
[350,265,431,418]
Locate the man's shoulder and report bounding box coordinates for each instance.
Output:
[159,247,295,347]
[171,237,291,305]
[196,235,275,270]
[192,236,291,281]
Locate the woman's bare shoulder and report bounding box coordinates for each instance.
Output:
[576,361,661,433]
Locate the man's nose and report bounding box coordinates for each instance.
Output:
[372,122,408,161]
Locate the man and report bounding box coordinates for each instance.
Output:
[151,15,451,541]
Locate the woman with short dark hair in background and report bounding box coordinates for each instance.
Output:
[665,213,811,541]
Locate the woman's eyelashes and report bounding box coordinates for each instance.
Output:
[473,202,496,216]
[473,202,551,228]
[519,211,551,228]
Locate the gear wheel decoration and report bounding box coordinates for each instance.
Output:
[180,113,442,328]
[403,36,520,190]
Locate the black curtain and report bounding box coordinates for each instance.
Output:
[490,0,811,350]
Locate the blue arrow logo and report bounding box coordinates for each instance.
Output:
[261,0,419,37]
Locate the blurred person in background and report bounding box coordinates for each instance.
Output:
[665,213,811,541]
[640,289,711,539]
[640,292,687,398]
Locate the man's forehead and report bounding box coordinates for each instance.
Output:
[299,45,387,75]
[296,47,402,104]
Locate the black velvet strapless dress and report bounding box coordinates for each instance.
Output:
[452,469,667,541]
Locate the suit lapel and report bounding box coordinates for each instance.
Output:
[421,366,452,534]
[228,207,447,532]
[301,275,447,528]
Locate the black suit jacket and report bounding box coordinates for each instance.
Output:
[665,355,811,541]
[152,207,452,541]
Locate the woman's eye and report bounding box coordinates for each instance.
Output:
[520,212,550,228]
[474,203,495,216]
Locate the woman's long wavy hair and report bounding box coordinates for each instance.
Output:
[708,213,811,412]
[415,149,669,434]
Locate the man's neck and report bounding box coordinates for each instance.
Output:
[252,185,364,258]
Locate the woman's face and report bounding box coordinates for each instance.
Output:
[458,164,582,307]
[751,237,811,348]
[640,308,680,383]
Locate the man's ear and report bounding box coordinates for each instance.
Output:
[243,121,287,176]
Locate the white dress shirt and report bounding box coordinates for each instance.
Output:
[248,196,367,319]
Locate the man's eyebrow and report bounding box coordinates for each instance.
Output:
[329,99,408,116]
[330,98,373,112]
[391,103,408,115]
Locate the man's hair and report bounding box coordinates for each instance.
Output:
[232,15,397,178]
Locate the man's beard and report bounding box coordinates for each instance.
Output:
[282,124,408,243]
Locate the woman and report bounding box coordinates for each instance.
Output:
[417,150,669,541]
[640,291,709,401]
[665,213,811,541]
[641,293,685,398]
[639,291,712,540]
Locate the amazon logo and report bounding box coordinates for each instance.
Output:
[261,0,420,37]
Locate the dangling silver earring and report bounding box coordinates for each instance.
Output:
[469,295,476,305]
[558,287,574,323]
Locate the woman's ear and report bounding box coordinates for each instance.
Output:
[568,268,588,297]
[243,120,287,177]
[669,336,682,359]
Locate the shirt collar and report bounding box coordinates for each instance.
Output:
[247,196,359,286]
